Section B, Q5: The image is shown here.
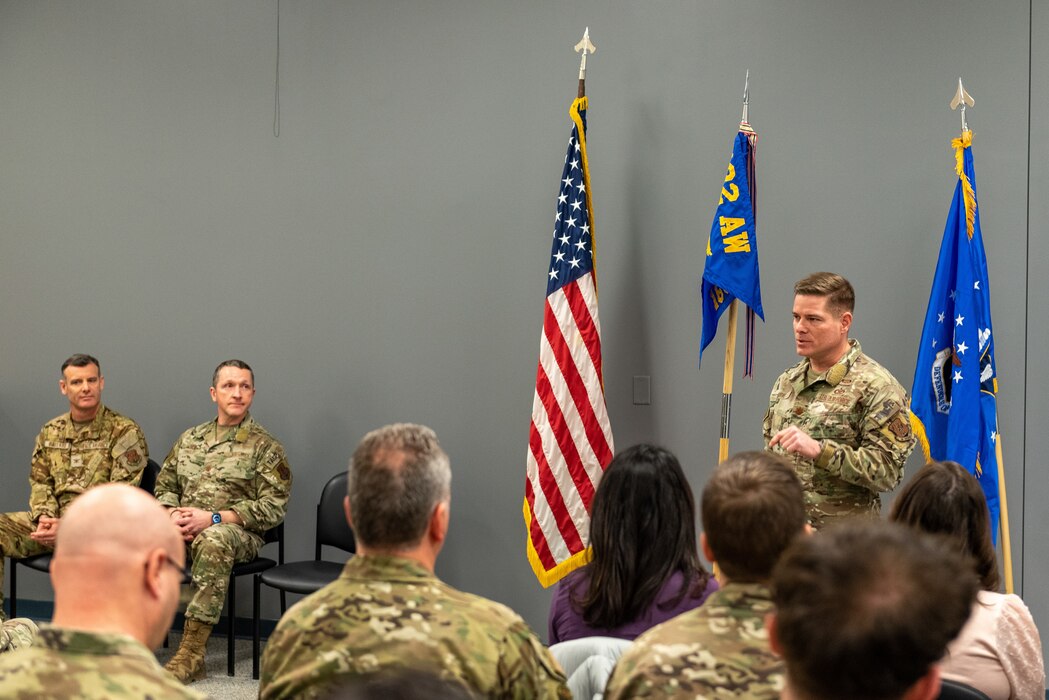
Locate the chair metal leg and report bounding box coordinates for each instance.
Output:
[280,590,286,614]
[9,559,16,619]
[227,575,236,677]
[253,574,262,680]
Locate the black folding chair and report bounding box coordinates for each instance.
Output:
[8,458,161,617]
[252,472,355,678]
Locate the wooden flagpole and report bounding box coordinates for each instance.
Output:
[718,301,739,464]
[996,438,1013,593]
[717,72,753,465]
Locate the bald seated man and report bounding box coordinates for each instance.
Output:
[0,484,205,699]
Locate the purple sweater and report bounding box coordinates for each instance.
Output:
[547,567,718,644]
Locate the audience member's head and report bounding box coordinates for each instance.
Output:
[321,669,478,699]
[347,423,451,563]
[50,484,185,650]
[890,460,998,591]
[770,520,979,700]
[578,443,711,629]
[700,451,806,582]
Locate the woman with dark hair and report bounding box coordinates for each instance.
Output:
[890,460,1044,700]
[547,444,717,643]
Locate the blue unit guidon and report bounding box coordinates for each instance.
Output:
[700,128,763,372]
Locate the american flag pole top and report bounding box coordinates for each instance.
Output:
[575,28,595,97]
[950,77,974,133]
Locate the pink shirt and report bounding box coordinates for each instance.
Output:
[941,591,1045,700]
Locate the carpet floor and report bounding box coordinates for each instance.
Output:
[156,632,260,699]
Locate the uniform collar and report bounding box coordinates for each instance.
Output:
[342,554,435,583]
[193,414,255,446]
[788,339,863,390]
[37,626,156,663]
[61,404,108,439]
[710,580,773,606]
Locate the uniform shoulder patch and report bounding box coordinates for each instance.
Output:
[124,449,141,466]
[888,414,911,439]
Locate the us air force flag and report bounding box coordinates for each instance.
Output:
[700,129,763,369]
[910,131,1000,543]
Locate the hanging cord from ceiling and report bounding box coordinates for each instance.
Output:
[273,0,281,137]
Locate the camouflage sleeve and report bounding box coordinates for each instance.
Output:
[28,431,58,520]
[762,390,777,446]
[153,439,183,508]
[230,440,291,532]
[603,638,693,699]
[107,421,149,487]
[497,622,571,699]
[603,648,650,699]
[816,382,916,493]
[0,619,38,654]
[257,615,300,699]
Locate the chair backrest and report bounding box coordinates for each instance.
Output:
[316,471,356,558]
[937,679,991,700]
[139,458,161,496]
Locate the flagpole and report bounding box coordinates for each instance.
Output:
[575,27,593,99]
[718,300,738,463]
[951,78,1012,593]
[716,72,752,465]
[996,437,1013,593]
[525,29,612,586]
[574,29,598,291]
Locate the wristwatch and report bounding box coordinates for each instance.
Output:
[211,512,222,525]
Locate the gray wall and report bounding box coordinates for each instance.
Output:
[0,0,1041,654]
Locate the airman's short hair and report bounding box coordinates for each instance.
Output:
[772,520,978,700]
[348,424,451,550]
[61,354,100,374]
[794,272,855,315]
[701,451,806,582]
[212,359,254,387]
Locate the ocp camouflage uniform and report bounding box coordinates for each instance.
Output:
[156,414,291,624]
[0,618,38,653]
[259,555,571,700]
[764,339,916,528]
[0,405,148,614]
[0,626,206,699]
[604,582,782,699]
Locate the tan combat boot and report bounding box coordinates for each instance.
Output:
[164,618,212,684]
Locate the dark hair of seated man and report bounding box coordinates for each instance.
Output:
[770,520,979,700]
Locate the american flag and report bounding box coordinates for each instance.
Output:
[525,96,614,587]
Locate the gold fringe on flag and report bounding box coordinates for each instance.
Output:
[951,130,977,240]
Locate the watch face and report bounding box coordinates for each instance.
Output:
[212,513,221,524]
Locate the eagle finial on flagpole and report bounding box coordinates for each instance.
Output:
[951,77,974,134]
[575,28,595,98]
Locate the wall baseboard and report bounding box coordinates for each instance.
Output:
[3,600,279,641]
